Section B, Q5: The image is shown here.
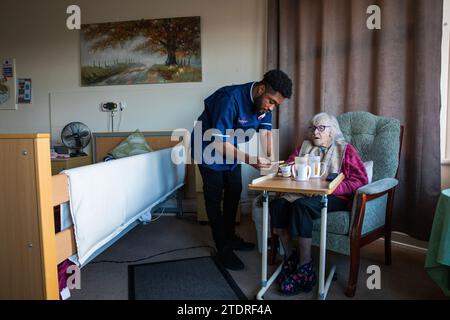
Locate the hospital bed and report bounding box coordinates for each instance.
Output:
[0,132,186,299]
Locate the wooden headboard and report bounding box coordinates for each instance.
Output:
[91,131,196,200]
[91,131,180,163]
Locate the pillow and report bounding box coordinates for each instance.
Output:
[363,161,374,184]
[109,130,153,159]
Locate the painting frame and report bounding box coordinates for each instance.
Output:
[80,16,202,87]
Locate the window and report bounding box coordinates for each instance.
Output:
[441,0,450,163]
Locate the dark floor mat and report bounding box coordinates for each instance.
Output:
[128,256,247,300]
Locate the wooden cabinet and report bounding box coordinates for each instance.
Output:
[51,156,91,175]
[194,165,241,223]
[0,134,58,299]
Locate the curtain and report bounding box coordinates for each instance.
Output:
[267,0,442,240]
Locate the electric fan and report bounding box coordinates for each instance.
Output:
[61,122,91,157]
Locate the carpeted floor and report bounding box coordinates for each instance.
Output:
[69,214,448,300]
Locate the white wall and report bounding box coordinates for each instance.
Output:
[0,0,267,145]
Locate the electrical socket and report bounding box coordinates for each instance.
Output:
[100,102,118,112]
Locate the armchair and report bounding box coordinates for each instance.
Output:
[269,111,403,297]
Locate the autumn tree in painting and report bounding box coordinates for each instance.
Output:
[82,17,200,66]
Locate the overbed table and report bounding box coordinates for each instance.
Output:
[249,173,345,300]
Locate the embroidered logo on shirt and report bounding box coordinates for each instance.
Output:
[238,116,248,124]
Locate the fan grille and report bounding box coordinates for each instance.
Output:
[61,122,91,156]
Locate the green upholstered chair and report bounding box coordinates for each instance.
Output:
[270,111,403,297]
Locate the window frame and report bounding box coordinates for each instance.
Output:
[441,0,450,163]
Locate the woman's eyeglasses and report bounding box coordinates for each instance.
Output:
[309,125,330,133]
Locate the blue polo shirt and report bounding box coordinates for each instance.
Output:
[191,82,272,171]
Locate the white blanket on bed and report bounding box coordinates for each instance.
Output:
[63,146,185,266]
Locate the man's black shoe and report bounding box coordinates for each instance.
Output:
[216,248,244,271]
[228,235,255,251]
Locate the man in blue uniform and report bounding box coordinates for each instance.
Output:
[191,70,292,270]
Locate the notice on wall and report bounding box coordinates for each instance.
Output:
[17,78,32,104]
[0,58,17,110]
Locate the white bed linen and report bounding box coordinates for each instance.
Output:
[63,146,185,266]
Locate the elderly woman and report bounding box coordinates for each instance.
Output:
[270,112,368,295]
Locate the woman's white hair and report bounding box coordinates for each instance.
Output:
[310,112,345,142]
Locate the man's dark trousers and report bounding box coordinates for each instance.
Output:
[198,164,242,251]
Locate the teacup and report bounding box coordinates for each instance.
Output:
[279,164,292,177]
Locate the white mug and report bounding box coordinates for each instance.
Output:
[292,163,312,181]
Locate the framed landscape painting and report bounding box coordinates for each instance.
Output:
[80,16,201,86]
